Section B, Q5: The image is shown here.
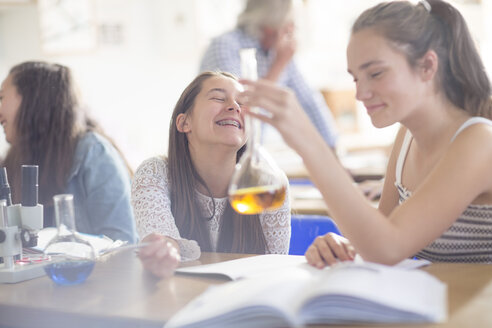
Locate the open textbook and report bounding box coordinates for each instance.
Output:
[167,260,447,328]
[175,254,431,280]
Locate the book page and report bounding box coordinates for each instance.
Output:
[166,266,315,328]
[354,254,431,269]
[176,254,307,280]
[395,258,431,269]
[167,261,447,328]
[176,254,431,281]
[299,262,447,324]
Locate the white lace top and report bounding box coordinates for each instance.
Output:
[131,157,291,261]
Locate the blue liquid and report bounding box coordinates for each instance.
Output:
[44,260,95,285]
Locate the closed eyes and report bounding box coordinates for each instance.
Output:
[351,70,384,84]
[370,71,383,79]
[210,97,225,102]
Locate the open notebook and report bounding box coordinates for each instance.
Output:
[168,259,446,328]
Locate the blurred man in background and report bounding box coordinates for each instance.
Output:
[199,0,338,148]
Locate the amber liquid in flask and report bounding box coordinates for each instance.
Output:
[229,185,287,214]
[228,48,287,215]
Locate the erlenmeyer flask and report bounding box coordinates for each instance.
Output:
[44,194,96,285]
[228,48,287,215]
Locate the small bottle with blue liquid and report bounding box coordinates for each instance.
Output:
[44,194,96,285]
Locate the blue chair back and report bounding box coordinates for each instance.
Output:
[288,215,341,255]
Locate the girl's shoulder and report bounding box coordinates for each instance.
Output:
[74,131,121,163]
[75,131,103,155]
[451,117,492,141]
[69,131,123,179]
[445,118,492,177]
[451,117,492,147]
[137,155,167,167]
[134,156,168,178]
[77,131,110,149]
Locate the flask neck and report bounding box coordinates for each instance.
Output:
[54,194,76,233]
[57,219,76,234]
[245,114,262,156]
[56,211,76,234]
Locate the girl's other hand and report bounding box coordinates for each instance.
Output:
[138,233,180,278]
[305,233,356,269]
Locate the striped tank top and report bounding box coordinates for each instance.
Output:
[395,117,492,263]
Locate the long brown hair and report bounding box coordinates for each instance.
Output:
[3,61,82,207]
[352,0,491,118]
[2,61,131,219]
[167,71,268,253]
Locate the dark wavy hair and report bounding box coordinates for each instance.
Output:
[2,61,131,224]
[352,0,491,118]
[167,71,268,253]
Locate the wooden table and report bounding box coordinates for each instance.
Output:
[1,251,492,328]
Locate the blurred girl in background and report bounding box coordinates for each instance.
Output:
[0,61,137,243]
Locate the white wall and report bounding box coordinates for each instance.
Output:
[0,0,204,168]
[0,0,490,169]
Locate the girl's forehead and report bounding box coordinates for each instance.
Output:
[202,75,243,93]
[1,74,13,89]
[349,29,387,54]
[347,29,400,69]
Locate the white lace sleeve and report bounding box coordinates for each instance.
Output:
[131,157,201,261]
[260,174,291,254]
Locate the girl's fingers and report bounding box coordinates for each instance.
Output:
[305,243,325,268]
[324,234,353,262]
[169,243,181,262]
[305,234,357,269]
[313,236,338,266]
[138,239,165,258]
[155,243,170,259]
[142,232,163,243]
[242,104,276,125]
[138,238,178,261]
[240,90,284,115]
[344,243,357,259]
[140,241,180,279]
[240,79,292,106]
[139,233,168,257]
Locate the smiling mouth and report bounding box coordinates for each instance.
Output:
[365,104,385,113]
[216,119,242,128]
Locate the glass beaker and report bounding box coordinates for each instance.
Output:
[228,48,287,215]
[44,194,95,285]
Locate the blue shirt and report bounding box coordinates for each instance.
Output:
[63,131,137,243]
[199,28,338,147]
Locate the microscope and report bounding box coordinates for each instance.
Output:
[0,165,45,283]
